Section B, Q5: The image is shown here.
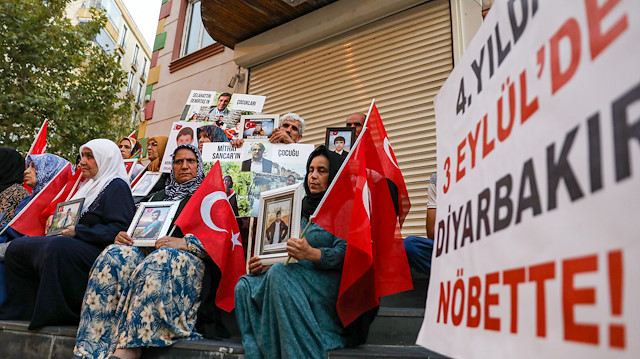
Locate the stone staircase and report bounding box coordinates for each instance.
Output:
[0,269,447,358]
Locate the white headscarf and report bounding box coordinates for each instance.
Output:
[72,139,130,214]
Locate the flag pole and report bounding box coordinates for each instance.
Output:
[284,219,312,266]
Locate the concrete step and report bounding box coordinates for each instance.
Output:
[329,344,448,358]
[366,307,425,346]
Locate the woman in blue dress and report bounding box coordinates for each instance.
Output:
[235,146,348,359]
[0,139,135,329]
[74,144,222,359]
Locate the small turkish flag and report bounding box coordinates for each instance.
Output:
[173,161,245,312]
[244,121,256,130]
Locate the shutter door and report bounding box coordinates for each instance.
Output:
[248,0,452,236]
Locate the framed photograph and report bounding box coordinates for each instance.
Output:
[123,159,137,177]
[48,198,85,236]
[325,127,356,158]
[240,114,278,141]
[127,201,181,247]
[254,183,304,265]
[131,171,161,197]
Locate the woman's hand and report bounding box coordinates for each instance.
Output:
[287,237,322,262]
[114,231,134,246]
[45,215,53,235]
[248,256,267,275]
[61,226,76,237]
[155,236,188,251]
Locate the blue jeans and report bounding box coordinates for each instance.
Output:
[403,236,433,277]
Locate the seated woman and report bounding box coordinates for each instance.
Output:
[132,136,169,202]
[197,125,228,153]
[118,137,145,181]
[0,148,29,229]
[73,144,222,359]
[0,139,134,329]
[235,146,348,358]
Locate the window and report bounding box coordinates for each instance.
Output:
[94,28,115,55]
[101,0,122,28]
[119,24,128,48]
[132,45,140,68]
[181,0,215,56]
[127,71,135,92]
[141,57,147,77]
[135,83,143,105]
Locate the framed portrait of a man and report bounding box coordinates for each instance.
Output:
[48,198,84,236]
[131,172,162,197]
[127,201,181,246]
[324,127,356,159]
[254,183,304,265]
[240,115,278,141]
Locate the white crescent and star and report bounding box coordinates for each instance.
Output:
[383,137,399,169]
[362,181,371,219]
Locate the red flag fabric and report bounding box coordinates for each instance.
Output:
[128,130,136,139]
[27,119,48,156]
[40,168,84,225]
[173,161,245,312]
[8,163,73,236]
[312,129,413,326]
[365,102,411,226]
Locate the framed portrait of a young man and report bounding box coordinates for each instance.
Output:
[131,172,162,197]
[240,115,279,141]
[48,198,85,236]
[127,201,181,246]
[324,127,356,158]
[254,183,304,265]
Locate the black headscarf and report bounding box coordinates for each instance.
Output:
[301,145,345,219]
[0,148,25,193]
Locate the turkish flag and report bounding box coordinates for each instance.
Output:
[244,121,256,130]
[8,163,73,236]
[365,102,411,226]
[173,161,245,312]
[27,119,48,157]
[312,129,413,326]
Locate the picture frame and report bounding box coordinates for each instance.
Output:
[324,127,356,157]
[240,114,279,141]
[127,201,181,247]
[254,183,304,265]
[131,171,162,197]
[48,198,85,236]
[123,159,137,177]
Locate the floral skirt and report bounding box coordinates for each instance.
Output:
[73,244,204,359]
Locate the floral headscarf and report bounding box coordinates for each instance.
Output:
[26,153,71,194]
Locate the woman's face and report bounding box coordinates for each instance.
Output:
[224,176,233,190]
[80,148,99,179]
[173,148,198,184]
[24,162,37,187]
[307,155,330,194]
[152,212,160,221]
[119,139,133,159]
[198,132,211,152]
[147,140,158,162]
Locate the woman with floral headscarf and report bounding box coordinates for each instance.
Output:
[74,144,224,359]
[0,139,135,329]
[14,153,71,215]
[118,137,145,181]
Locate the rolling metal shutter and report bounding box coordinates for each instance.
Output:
[248,0,452,236]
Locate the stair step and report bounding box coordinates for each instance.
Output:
[329,344,448,358]
[366,307,425,345]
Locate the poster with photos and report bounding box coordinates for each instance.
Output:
[201,141,314,217]
[159,122,205,173]
[178,90,266,138]
[325,127,356,158]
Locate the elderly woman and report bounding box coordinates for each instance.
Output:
[235,146,348,358]
[144,136,168,173]
[0,139,135,329]
[197,125,228,153]
[0,148,29,229]
[118,137,145,181]
[74,144,224,359]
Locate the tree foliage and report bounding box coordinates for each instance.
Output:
[0,0,135,160]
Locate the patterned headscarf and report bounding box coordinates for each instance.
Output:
[197,125,228,143]
[164,144,204,201]
[26,153,71,194]
[118,137,142,159]
[0,148,24,193]
[146,135,169,172]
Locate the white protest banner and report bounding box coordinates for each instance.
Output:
[201,142,242,162]
[418,1,640,358]
[232,93,266,113]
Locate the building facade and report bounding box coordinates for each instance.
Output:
[66,0,152,124]
[144,0,492,236]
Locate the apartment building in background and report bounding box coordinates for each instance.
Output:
[66,0,152,124]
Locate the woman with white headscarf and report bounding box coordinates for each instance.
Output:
[0,139,135,329]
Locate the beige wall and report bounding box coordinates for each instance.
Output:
[144,0,239,138]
